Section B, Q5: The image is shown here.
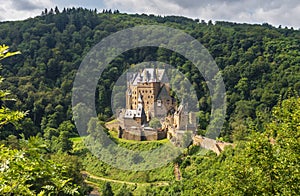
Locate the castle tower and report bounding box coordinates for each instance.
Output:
[136,94,146,125]
[126,88,132,109]
[123,67,172,125]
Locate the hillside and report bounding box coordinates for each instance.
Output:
[0,8,299,140]
[0,8,299,195]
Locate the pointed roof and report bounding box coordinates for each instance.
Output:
[128,68,166,85]
[138,93,143,103]
[156,84,171,99]
[127,88,132,96]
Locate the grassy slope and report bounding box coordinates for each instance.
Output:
[70,135,175,183]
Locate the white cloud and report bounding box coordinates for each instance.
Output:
[0,0,299,28]
[0,0,53,21]
[104,0,300,28]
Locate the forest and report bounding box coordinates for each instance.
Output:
[0,7,299,195]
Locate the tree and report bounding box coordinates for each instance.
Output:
[174,97,300,195]
[58,120,76,135]
[101,182,114,196]
[0,44,88,195]
[209,97,300,195]
[0,45,27,128]
[55,6,60,14]
[0,136,81,195]
[115,184,132,196]
[58,131,73,152]
[149,117,161,129]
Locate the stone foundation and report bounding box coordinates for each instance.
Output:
[118,126,167,141]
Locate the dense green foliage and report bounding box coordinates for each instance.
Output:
[119,97,299,195]
[76,95,300,195]
[0,8,299,141]
[0,136,89,195]
[0,44,90,195]
[0,45,26,127]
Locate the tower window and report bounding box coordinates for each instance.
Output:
[158,100,162,106]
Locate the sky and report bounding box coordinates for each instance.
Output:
[0,0,300,29]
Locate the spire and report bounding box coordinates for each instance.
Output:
[136,72,141,83]
[153,65,157,82]
[143,70,149,82]
[138,93,143,103]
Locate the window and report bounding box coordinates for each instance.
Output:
[157,100,162,107]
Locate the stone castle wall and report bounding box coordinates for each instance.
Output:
[118,127,167,141]
[193,135,233,155]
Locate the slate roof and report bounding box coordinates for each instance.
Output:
[127,68,166,85]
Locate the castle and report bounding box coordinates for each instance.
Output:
[117,67,197,142]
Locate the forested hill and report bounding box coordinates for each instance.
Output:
[0,7,299,140]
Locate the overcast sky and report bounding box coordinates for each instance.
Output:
[0,0,299,29]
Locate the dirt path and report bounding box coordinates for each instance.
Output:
[85,180,100,196]
[82,171,170,187]
[174,163,182,181]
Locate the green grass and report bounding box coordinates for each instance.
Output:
[72,132,175,184]
[83,153,175,183]
[70,136,88,155]
[86,176,140,195]
[70,136,85,143]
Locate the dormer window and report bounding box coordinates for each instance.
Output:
[157,100,162,107]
